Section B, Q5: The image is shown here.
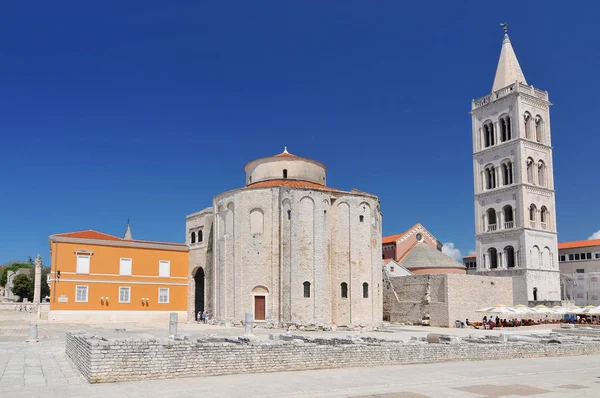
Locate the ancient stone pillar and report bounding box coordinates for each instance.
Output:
[33,254,42,306]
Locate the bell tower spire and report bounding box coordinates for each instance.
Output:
[492,23,527,92]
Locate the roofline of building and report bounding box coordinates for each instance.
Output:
[558,239,600,250]
[186,207,214,220]
[244,153,327,172]
[48,235,189,252]
[212,181,378,202]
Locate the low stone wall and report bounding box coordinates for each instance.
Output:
[66,331,600,383]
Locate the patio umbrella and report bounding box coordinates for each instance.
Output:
[566,306,583,314]
[580,306,600,315]
[475,305,519,315]
[551,306,569,315]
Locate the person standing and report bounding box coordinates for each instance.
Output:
[197,310,202,323]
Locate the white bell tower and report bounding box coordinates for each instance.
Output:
[470,25,560,304]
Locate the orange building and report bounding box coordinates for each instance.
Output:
[48,228,188,322]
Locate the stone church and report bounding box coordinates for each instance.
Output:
[469,27,561,304]
[186,148,383,328]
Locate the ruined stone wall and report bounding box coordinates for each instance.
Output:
[66,331,600,384]
[384,274,513,327]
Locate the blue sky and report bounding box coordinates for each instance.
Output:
[1,1,599,264]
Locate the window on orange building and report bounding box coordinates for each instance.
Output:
[119,287,130,303]
[159,260,170,278]
[158,288,169,304]
[75,286,88,302]
[76,255,90,274]
[120,258,132,276]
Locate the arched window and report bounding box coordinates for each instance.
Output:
[483,121,494,148]
[359,215,364,223]
[540,206,548,230]
[535,115,543,143]
[533,287,538,301]
[524,112,532,139]
[501,161,513,185]
[303,281,311,298]
[198,229,203,242]
[504,246,515,268]
[503,205,514,229]
[225,203,234,235]
[287,209,291,220]
[283,169,288,178]
[362,282,369,298]
[485,164,496,190]
[250,208,264,234]
[190,231,196,244]
[499,115,511,142]
[537,161,546,187]
[341,282,348,298]
[529,204,537,227]
[487,208,497,232]
[526,158,535,184]
[488,247,498,269]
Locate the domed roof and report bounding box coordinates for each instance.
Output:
[244,147,327,171]
[399,242,466,270]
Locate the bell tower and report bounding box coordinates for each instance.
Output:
[470,25,560,304]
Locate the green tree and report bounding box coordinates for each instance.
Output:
[0,263,30,287]
[11,274,33,302]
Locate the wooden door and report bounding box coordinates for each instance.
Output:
[254,296,266,320]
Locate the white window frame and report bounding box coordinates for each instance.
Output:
[158,288,170,304]
[118,287,131,303]
[159,260,171,278]
[120,258,132,276]
[76,255,91,274]
[75,285,88,303]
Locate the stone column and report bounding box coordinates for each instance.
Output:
[493,121,499,145]
[33,254,42,306]
[499,210,505,230]
[512,208,516,228]
[483,213,488,233]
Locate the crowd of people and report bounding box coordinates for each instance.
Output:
[196,310,210,323]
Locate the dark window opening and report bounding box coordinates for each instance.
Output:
[359,215,364,222]
[198,230,203,242]
[533,287,538,301]
[287,210,291,220]
[341,282,348,298]
[190,231,196,244]
[362,282,369,298]
[283,169,288,178]
[303,281,310,298]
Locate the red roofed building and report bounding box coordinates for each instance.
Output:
[383,224,466,275]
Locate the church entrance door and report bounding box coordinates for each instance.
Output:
[254,296,265,320]
[194,267,205,316]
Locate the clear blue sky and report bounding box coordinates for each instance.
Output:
[1,1,599,264]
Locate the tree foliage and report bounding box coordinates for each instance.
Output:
[0,263,30,287]
[11,274,33,302]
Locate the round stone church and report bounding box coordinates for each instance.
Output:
[186,148,383,329]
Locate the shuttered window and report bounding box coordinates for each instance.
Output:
[120,258,132,276]
[159,260,170,278]
[76,256,90,274]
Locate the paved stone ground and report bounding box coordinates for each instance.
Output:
[2,311,600,397]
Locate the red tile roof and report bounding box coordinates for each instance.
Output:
[245,179,343,192]
[55,230,123,241]
[463,254,476,259]
[558,239,600,250]
[382,233,404,244]
[244,149,327,170]
[53,230,187,247]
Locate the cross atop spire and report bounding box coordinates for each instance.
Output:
[283,146,288,154]
[491,23,527,92]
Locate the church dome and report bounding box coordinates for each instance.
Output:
[244,147,327,186]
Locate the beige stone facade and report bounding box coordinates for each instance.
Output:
[383,273,513,327]
[187,149,383,329]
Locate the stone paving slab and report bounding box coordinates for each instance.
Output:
[2,311,600,397]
